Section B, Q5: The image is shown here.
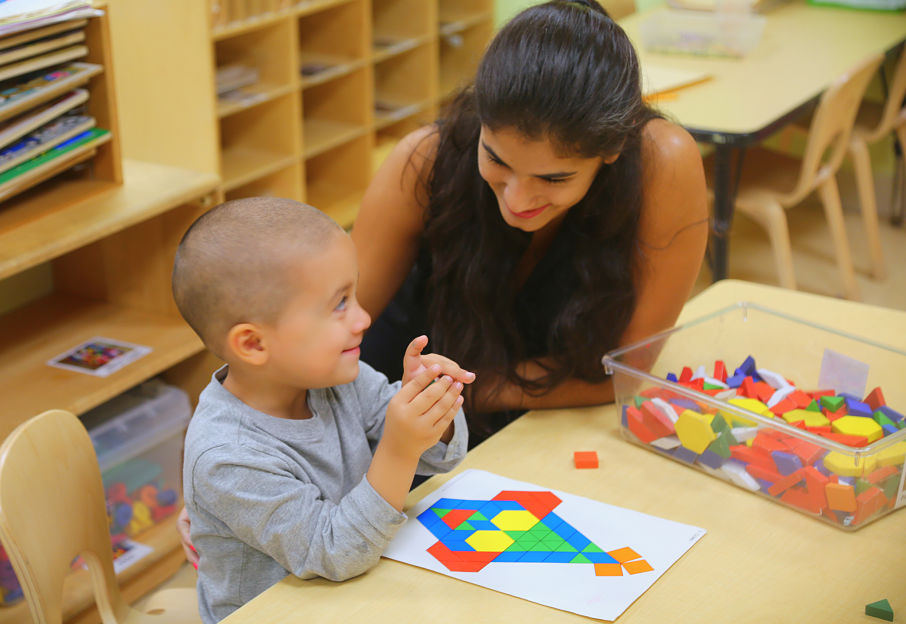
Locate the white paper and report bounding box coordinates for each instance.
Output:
[384,470,706,621]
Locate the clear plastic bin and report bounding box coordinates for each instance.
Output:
[638,9,766,57]
[603,302,906,531]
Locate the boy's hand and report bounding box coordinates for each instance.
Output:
[384,364,464,460]
[401,335,476,387]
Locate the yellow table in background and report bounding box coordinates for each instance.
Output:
[620,2,906,280]
[223,280,906,623]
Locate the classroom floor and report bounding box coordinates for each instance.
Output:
[134,160,905,610]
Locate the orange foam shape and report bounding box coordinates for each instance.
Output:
[623,559,654,574]
[607,547,641,563]
[594,563,623,576]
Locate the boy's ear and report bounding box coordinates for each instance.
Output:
[603,152,620,165]
[225,323,269,365]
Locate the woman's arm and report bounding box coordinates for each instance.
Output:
[472,120,709,412]
[351,126,438,318]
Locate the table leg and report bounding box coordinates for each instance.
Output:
[708,144,742,281]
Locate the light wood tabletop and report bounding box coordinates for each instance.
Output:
[222,279,906,624]
[620,1,906,280]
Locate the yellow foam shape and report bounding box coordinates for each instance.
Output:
[675,409,717,454]
[490,509,539,531]
[782,409,830,428]
[721,398,772,426]
[823,451,877,477]
[466,530,514,552]
[875,441,906,467]
[831,416,883,443]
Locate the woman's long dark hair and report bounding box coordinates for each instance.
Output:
[422,0,659,401]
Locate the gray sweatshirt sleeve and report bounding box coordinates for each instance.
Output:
[191,444,406,582]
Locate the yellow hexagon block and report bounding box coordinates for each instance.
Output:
[823,451,877,477]
[675,409,717,454]
[876,441,906,467]
[831,416,883,443]
[491,509,539,531]
[466,530,515,552]
[781,409,830,428]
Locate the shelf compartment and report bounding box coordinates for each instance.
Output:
[224,162,304,201]
[299,54,367,88]
[438,0,493,32]
[439,18,493,97]
[374,42,436,130]
[220,92,301,190]
[305,134,372,228]
[372,0,435,61]
[211,1,294,39]
[0,160,218,281]
[298,0,368,82]
[218,82,296,118]
[301,67,371,158]
[214,18,298,112]
[0,292,203,440]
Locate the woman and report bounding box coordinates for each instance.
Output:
[353,0,707,441]
[178,0,707,563]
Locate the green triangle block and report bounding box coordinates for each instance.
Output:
[541,537,567,548]
[555,542,579,552]
[707,431,732,459]
[881,475,900,500]
[504,541,529,552]
[854,479,872,496]
[433,509,451,518]
[633,396,648,408]
[805,399,821,412]
[865,598,893,621]
[455,521,475,531]
[505,530,526,539]
[710,413,731,436]
[873,411,895,429]
[570,553,592,564]
[468,511,488,521]
[581,543,604,553]
[531,541,554,551]
[703,382,723,390]
[528,527,552,539]
[820,395,845,412]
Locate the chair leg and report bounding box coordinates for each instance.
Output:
[849,138,886,279]
[893,124,906,226]
[818,176,860,301]
[739,197,797,290]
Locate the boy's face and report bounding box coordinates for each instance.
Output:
[263,232,371,389]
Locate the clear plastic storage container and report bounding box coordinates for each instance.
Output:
[603,302,906,531]
[639,9,766,57]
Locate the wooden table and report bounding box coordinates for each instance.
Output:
[222,279,906,623]
[620,3,906,281]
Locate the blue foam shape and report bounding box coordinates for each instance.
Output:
[425,521,455,540]
[669,398,700,412]
[843,397,873,417]
[553,521,576,541]
[622,404,628,428]
[698,449,725,470]
[583,551,619,564]
[726,373,745,388]
[418,508,441,527]
[876,405,904,422]
[566,532,590,550]
[491,500,526,510]
[736,355,757,376]
[441,536,475,552]
[469,520,499,531]
[666,372,678,382]
[671,445,699,464]
[518,551,552,563]
[883,424,899,436]
[433,498,460,509]
[754,478,775,494]
[540,512,565,531]
[771,450,803,476]
[814,461,833,477]
[494,551,524,562]
[544,552,578,563]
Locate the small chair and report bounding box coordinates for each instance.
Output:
[705,53,884,300]
[848,46,906,278]
[0,409,200,624]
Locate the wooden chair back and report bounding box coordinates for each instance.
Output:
[783,54,884,206]
[863,46,906,143]
[0,410,133,624]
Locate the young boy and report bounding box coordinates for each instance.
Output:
[172,197,474,623]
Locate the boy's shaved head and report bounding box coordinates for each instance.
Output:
[172,197,343,357]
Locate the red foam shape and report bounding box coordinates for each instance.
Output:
[493,490,562,520]
[818,432,870,447]
[752,432,788,454]
[730,445,777,472]
[640,402,675,437]
[767,468,806,496]
[866,465,899,485]
[787,390,813,409]
[713,360,727,383]
[801,466,829,510]
[805,425,833,435]
[807,389,835,399]
[441,508,477,530]
[745,463,785,485]
[626,405,661,444]
[853,486,887,525]
[427,541,496,572]
[574,450,599,469]
[783,437,826,466]
[740,377,758,399]
[769,398,797,416]
[679,366,693,382]
[754,381,775,403]
[863,386,886,411]
[780,486,823,514]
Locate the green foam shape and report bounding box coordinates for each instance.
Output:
[434,509,451,518]
[806,399,821,412]
[570,554,592,564]
[468,511,488,521]
[865,598,893,621]
[820,395,845,412]
[455,521,475,531]
[582,543,605,553]
[555,542,579,552]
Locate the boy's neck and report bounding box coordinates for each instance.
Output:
[222,367,312,420]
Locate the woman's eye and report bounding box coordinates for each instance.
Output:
[545,177,569,185]
[486,153,505,166]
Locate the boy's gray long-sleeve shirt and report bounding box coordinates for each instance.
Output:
[183,363,468,623]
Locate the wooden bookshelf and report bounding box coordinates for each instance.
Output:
[208,0,494,228]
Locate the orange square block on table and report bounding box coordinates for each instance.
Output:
[574,450,599,469]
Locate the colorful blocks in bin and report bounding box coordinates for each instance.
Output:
[574,451,599,469]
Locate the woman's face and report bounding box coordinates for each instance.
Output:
[477,125,611,233]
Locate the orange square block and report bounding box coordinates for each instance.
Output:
[574,450,599,469]
[594,563,623,576]
[825,482,857,513]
